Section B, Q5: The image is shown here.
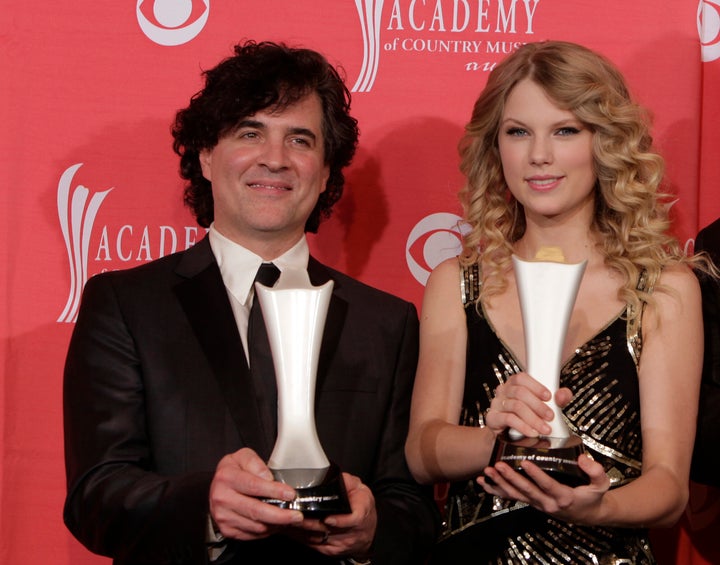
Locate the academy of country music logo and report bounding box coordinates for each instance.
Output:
[56,164,202,323]
[57,164,113,323]
[352,0,542,92]
[137,0,210,46]
[55,163,461,323]
[698,0,720,62]
[135,0,541,85]
[406,212,469,285]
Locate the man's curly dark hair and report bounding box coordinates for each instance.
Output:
[172,40,359,233]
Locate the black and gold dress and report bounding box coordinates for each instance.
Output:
[431,264,656,564]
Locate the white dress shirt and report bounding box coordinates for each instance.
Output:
[205,224,310,559]
[208,224,310,362]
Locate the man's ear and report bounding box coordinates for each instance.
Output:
[320,164,330,194]
[199,148,212,182]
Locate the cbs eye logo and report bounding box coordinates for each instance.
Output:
[406,213,469,286]
[698,0,720,62]
[137,0,210,46]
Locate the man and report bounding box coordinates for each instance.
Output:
[63,40,438,564]
[691,218,720,487]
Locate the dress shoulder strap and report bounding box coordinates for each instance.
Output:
[460,261,480,306]
[626,268,655,369]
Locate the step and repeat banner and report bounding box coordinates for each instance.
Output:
[2,1,720,563]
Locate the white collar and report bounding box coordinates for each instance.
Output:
[208,224,309,306]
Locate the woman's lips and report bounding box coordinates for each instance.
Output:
[525,175,563,191]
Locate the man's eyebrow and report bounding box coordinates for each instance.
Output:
[288,127,318,140]
[234,118,264,130]
[231,121,318,141]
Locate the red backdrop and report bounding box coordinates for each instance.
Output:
[2,1,719,563]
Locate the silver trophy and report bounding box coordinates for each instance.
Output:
[488,248,590,486]
[255,268,350,516]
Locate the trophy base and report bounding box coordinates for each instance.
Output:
[263,461,351,517]
[487,431,590,487]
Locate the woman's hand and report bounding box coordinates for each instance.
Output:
[484,372,573,439]
[479,453,610,525]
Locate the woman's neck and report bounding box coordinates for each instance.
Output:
[513,224,600,265]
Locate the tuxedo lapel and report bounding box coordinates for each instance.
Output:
[173,239,273,459]
[308,258,347,393]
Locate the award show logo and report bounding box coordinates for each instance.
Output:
[352,0,385,92]
[698,0,720,62]
[56,164,203,323]
[57,164,113,323]
[406,212,469,285]
[137,0,210,46]
[352,0,542,92]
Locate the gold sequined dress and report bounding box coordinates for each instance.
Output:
[431,264,655,564]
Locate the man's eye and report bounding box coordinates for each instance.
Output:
[233,129,260,140]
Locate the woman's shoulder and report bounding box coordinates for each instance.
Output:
[657,263,701,295]
[422,257,468,311]
[643,263,702,329]
[428,256,462,284]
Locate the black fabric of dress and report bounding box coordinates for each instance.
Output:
[431,264,656,564]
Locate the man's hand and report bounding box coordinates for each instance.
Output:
[209,448,304,540]
[288,473,377,559]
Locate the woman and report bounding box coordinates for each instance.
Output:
[405,41,707,563]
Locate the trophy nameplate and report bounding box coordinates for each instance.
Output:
[255,269,351,517]
[488,247,590,487]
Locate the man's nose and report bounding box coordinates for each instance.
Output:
[258,138,289,170]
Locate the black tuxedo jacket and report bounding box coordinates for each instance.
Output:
[691,219,720,486]
[63,237,438,564]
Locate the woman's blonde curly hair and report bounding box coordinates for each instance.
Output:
[458,40,704,330]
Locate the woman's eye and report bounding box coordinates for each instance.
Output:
[506,127,528,137]
[556,126,581,136]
